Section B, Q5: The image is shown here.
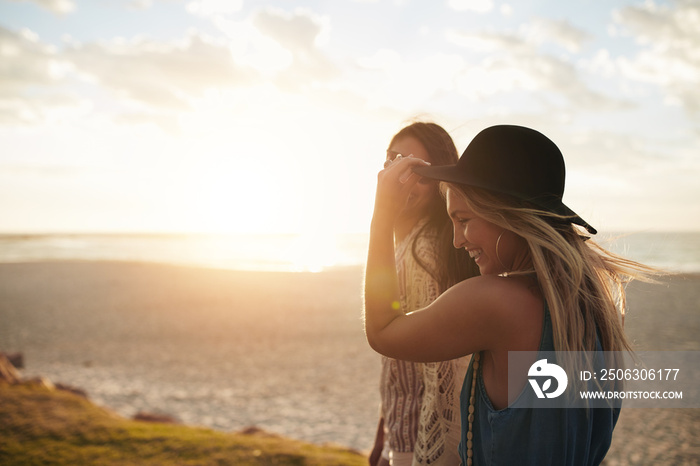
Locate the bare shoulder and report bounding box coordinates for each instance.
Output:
[431,274,543,350]
[443,274,542,308]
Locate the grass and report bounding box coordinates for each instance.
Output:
[0,382,366,465]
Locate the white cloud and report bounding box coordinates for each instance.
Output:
[186,0,243,17]
[445,28,628,111]
[525,18,591,53]
[445,29,523,52]
[562,126,700,231]
[253,7,330,52]
[64,31,258,111]
[0,27,56,91]
[6,0,75,14]
[0,26,85,124]
[127,0,153,10]
[447,0,493,13]
[214,7,335,80]
[1,4,342,130]
[500,4,513,16]
[581,49,617,78]
[613,0,700,117]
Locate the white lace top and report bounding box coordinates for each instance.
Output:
[379,221,469,465]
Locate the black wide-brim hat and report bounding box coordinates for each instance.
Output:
[413,124,597,235]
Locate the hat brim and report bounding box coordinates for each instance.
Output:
[413,164,597,235]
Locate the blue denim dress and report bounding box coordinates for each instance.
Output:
[459,304,620,465]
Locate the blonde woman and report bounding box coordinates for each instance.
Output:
[368,122,478,466]
[365,125,654,465]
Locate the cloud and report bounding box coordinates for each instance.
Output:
[566,127,668,170]
[562,125,700,230]
[6,0,75,14]
[0,5,340,129]
[525,18,592,53]
[445,29,522,52]
[186,0,243,17]
[447,0,494,13]
[446,30,625,110]
[251,7,337,89]
[127,0,153,10]
[613,0,700,117]
[253,7,328,53]
[0,26,85,124]
[64,31,259,111]
[0,27,56,91]
[214,7,338,90]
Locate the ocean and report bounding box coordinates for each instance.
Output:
[0,233,369,273]
[1,231,699,273]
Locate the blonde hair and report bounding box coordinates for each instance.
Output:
[444,183,659,353]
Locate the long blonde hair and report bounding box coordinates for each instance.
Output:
[444,183,659,353]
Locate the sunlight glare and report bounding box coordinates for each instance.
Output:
[286,233,341,273]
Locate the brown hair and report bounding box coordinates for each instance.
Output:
[389,122,479,290]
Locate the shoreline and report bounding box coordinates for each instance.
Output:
[1,261,698,463]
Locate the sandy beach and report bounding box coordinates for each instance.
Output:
[0,261,698,464]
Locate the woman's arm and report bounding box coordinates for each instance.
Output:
[363,156,428,352]
[367,273,543,362]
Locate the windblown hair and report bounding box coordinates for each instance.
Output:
[389,122,479,291]
[443,183,658,353]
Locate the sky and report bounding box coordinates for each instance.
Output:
[0,0,698,235]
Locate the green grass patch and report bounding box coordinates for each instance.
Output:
[0,382,365,465]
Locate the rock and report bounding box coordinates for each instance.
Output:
[4,352,24,369]
[237,426,280,438]
[0,353,22,384]
[55,382,89,399]
[22,376,55,390]
[132,411,179,424]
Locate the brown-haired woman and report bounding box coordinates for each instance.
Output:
[369,121,478,466]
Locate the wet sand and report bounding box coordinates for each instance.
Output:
[0,261,698,464]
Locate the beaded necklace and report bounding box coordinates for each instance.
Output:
[465,351,480,466]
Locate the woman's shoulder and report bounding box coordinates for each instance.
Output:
[421,274,543,354]
[450,273,539,296]
[444,274,543,320]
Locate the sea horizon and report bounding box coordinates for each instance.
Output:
[1,230,699,274]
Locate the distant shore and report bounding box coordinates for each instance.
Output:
[0,261,698,464]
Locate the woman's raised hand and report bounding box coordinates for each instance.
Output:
[372,154,431,223]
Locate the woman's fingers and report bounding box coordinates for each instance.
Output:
[381,155,430,179]
[373,156,431,218]
[394,157,430,186]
